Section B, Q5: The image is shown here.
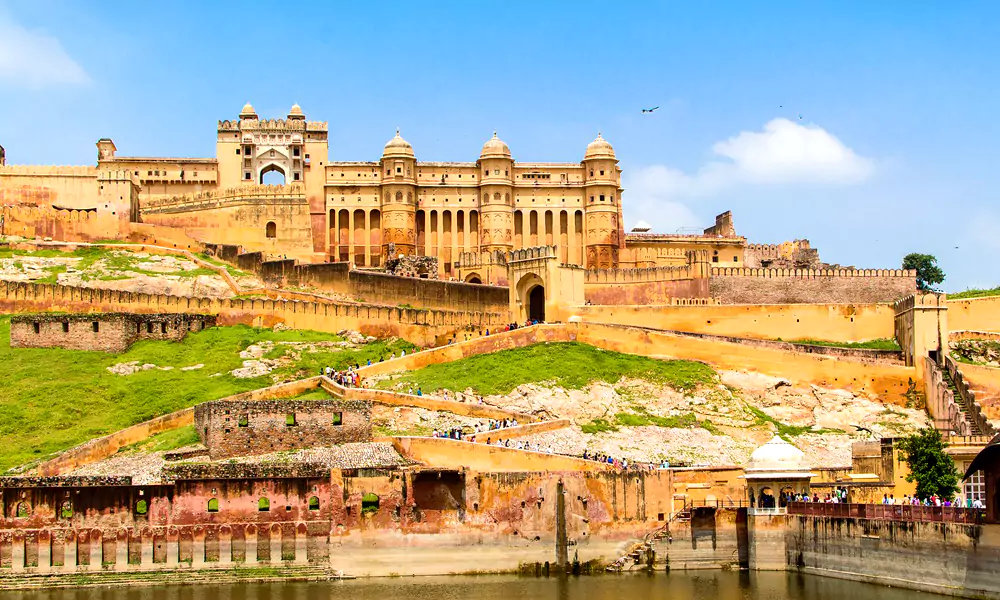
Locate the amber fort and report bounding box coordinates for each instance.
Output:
[1,104,1000,596]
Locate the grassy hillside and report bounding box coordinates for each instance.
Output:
[0,316,414,473]
[378,341,716,396]
[948,286,1000,300]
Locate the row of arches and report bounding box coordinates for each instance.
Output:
[330,209,383,265]
[514,209,585,265]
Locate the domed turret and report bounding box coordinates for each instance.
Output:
[383,129,414,158]
[584,132,615,160]
[480,131,511,159]
[239,102,258,120]
[287,103,305,120]
[745,435,811,475]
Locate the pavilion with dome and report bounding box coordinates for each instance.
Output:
[742,435,817,512]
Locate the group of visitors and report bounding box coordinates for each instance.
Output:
[323,365,363,388]
[479,418,519,431]
[486,438,556,454]
[885,493,982,508]
[432,428,467,440]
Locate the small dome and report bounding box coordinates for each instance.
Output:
[383,129,414,157]
[480,131,511,159]
[744,435,811,474]
[584,132,616,160]
[239,102,257,119]
[287,103,304,120]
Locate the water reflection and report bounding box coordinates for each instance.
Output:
[5,571,950,600]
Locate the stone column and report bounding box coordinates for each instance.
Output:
[63,530,78,572]
[37,530,51,573]
[451,208,458,273]
[294,523,308,565]
[245,525,258,566]
[192,526,206,569]
[11,531,25,572]
[140,528,153,569]
[219,526,233,566]
[114,529,128,572]
[348,210,355,266]
[89,529,103,572]
[363,210,371,268]
[166,527,179,567]
[269,524,283,565]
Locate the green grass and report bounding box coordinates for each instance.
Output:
[0,316,414,472]
[580,419,618,434]
[948,287,1000,300]
[747,406,841,437]
[287,388,332,401]
[35,264,68,284]
[788,338,901,350]
[378,342,717,396]
[1,246,230,280]
[116,425,201,456]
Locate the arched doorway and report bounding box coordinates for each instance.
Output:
[465,273,482,284]
[527,285,545,322]
[260,164,286,185]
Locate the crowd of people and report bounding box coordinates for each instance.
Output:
[881,493,983,508]
[323,366,363,388]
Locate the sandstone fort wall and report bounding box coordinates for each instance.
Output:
[710,267,916,304]
[572,302,895,343]
[0,281,506,347]
[0,165,98,210]
[947,296,1000,333]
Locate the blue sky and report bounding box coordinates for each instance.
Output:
[1,1,997,291]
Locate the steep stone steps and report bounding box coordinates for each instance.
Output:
[942,366,983,435]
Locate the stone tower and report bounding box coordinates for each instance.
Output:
[380,130,417,257]
[477,132,514,253]
[582,134,622,268]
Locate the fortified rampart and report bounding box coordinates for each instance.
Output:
[710,267,916,304]
[947,296,1000,333]
[583,251,710,305]
[10,312,216,353]
[0,281,506,347]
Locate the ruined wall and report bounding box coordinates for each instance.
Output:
[786,516,1000,598]
[572,302,895,343]
[9,313,216,352]
[0,281,506,347]
[948,296,1000,333]
[195,399,372,460]
[710,268,916,304]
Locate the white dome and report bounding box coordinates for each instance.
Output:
[744,435,811,475]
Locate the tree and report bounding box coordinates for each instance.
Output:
[897,428,960,500]
[902,253,945,291]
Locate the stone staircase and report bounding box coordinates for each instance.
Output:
[605,505,690,572]
[942,366,983,435]
[0,565,334,591]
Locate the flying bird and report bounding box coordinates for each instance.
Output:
[798,113,803,120]
[642,106,660,113]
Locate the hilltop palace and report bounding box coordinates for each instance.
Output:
[1,103,825,274]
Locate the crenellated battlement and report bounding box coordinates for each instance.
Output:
[456,249,508,269]
[143,184,307,212]
[507,245,558,263]
[0,164,97,177]
[585,264,696,284]
[712,267,915,278]
[217,119,328,132]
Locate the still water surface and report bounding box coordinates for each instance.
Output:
[5,571,948,600]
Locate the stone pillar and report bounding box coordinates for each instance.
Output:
[348,210,355,266]
[192,526,206,569]
[89,529,103,572]
[166,527,179,567]
[140,528,153,569]
[37,529,52,573]
[114,529,128,571]
[269,524,283,565]
[63,530,78,572]
[219,526,233,566]
[294,523,308,565]
[245,525,258,566]
[11,531,25,572]
[363,210,371,268]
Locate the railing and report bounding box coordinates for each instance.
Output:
[787,502,983,524]
[748,507,787,516]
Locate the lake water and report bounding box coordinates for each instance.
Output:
[4,571,950,600]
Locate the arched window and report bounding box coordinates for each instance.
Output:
[266,221,277,238]
[60,501,73,519]
[15,502,31,518]
[308,496,320,511]
[505,193,510,204]
[207,498,219,513]
[361,493,380,515]
[259,498,270,512]
[395,191,403,203]
[135,500,148,515]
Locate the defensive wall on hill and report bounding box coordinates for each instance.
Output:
[710,267,917,304]
[0,281,504,347]
[10,312,216,353]
[583,262,709,304]
[948,296,1000,333]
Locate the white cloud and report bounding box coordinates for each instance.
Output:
[0,13,90,88]
[623,118,874,232]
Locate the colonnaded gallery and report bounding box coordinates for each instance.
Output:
[0,103,818,276]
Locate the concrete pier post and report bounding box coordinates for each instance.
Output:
[63,530,78,572]
[89,530,103,572]
[192,526,206,569]
[140,528,153,569]
[166,527,179,567]
[245,525,259,565]
[269,524,283,565]
[11,531,25,572]
[294,523,308,565]
[114,529,128,572]
[219,526,233,566]
[37,530,52,573]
